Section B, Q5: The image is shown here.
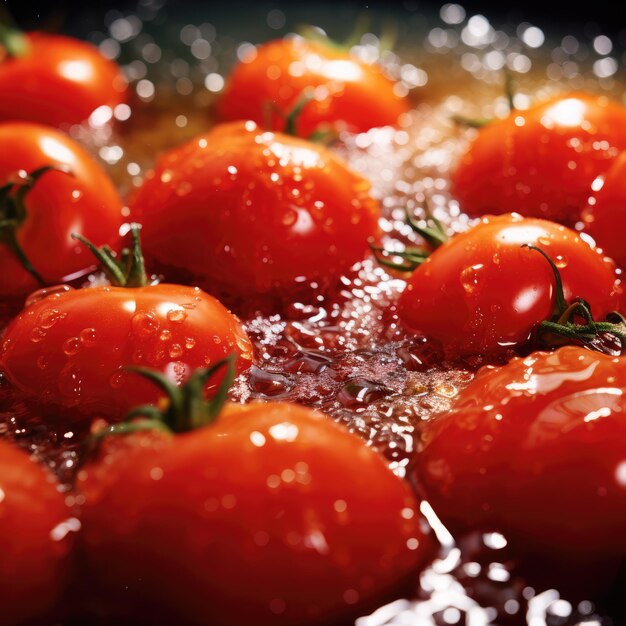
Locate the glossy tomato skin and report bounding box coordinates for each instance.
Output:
[0,122,122,300]
[131,121,381,302]
[398,213,620,358]
[0,33,127,128]
[416,346,626,563]
[582,150,626,270]
[453,93,626,225]
[78,402,433,626]
[0,284,253,422]
[0,440,73,625]
[217,37,409,137]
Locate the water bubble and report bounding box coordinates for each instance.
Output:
[132,312,159,338]
[63,337,81,356]
[167,308,187,323]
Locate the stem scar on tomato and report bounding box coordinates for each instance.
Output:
[0,165,73,286]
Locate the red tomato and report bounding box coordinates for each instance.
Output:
[217,37,409,137]
[582,150,626,270]
[0,122,122,300]
[78,401,432,625]
[452,93,626,225]
[398,213,620,357]
[131,121,381,304]
[0,32,127,127]
[0,440,73,625]
[0,284,253,422]
[416,346,626,563]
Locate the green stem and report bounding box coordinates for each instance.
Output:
[0,16,29,58]
[523,244,568,317]
[72,223,148,288]
[284,90,315,137]
[123,355,237,434]
[526,244,626,355]
[0,224,45,285]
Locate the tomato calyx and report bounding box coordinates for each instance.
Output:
[94,356,236,440]
[72,222,148,288]
[370,207,448,272]
[525,244,626,355]
[0,165,71,286]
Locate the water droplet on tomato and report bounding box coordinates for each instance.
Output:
[36,356,48,370]
[167,308,187,323]
[555,255,568,268]
[131,312,159,338]
[110,371,126,389]
[63,337,81,356]
[460,264,484,296]
[30,327,47,343]
[80,328,97,347]
[169,344,183,358]
[185,337,196,349]
[25,284,73,308]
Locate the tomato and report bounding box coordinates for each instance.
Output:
[0,285,252,423]
[582,150,626,270]
[131,121,381,304]
[0,439,73,625]
[0,32,127,127]
[416,346,626,565]
[452,93,626,225]
[0,226,253,423]
[398,213,620,357]
[78,399,432,625]
[217,37,409,137]
[0,122,122,301]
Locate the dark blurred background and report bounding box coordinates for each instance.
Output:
[5,0,626,39]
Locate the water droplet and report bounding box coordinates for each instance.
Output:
[555,255,568,268]
[30,327,47,343]
[79,328,97,347]
[460,264,485,296]
[185,337,196,349]
[36,356,48,370]
[110,371,126,389]
[63,337,81,356]
[159,330,172,341]
[167,308,187,323]
[131,312,159,338]
[169,344,183,358]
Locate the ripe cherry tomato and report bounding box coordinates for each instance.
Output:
[79,400,432,625]
[582,150,626,270]
[0,122,122,300]
[416,346,626,564]
[0,32,127,127]
[0,439,73,625]
[453,93,626,225]
[217,37,409,137]
[0,284,253,422]
[131,121,381,304]
[398,213,620,357]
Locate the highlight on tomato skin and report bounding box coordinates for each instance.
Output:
[397,213,621,358]
[415,346,626,573]
[0,32,127,128]
[131,120,381,305]
[0,122,123,302]
[452,93,626,226]
[77,401,435,626]
[216,36,410,137]
[0,439,74,626]
[0,285,253,424]
[582,150,626,271]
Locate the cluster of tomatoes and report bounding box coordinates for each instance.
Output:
[0,16,625,626]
